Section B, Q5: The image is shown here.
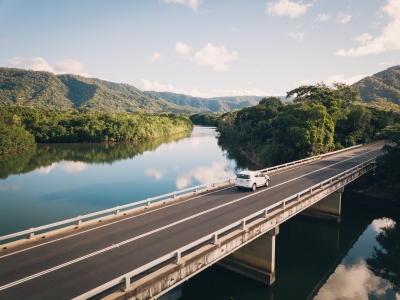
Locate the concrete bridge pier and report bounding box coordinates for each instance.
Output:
[302,187,344,222]
[217,226,279,285]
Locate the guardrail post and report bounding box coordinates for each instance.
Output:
[115,206,120,215]
[29,228,35,239]
[172,193,176,198]
[77,216,82,227]
[125,275,131,291]
[229,179,232,184]
[297,194,300,201]
[212,234,218,244]
[310,188,313,195]
[147,200,150,206]
[176,251,181,264]
[212,183,216,187]
[194,188,198,193]
[283,201,286,210]
[263,209,268,218]
[241,220,246,230]
[320,183,323,188]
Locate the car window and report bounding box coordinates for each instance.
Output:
[237,174,250,179]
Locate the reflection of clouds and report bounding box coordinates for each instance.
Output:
[371,218,396,233]
[154,143,177,153]
[175,162,234,189]
[59,161,87,173]
[190,137,201,149]
[36,161,87,174]
[314,260,393,300]
[36,163,57,174]
[145,168,164,180]
[0,185,19,192]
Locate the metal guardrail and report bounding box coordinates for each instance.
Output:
[260,144,362,173]
[0,144,364,244]
[72,158,376,300]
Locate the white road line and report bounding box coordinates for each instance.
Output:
[0,147,379,291]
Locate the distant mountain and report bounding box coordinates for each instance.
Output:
[143,92,287,113]
[0,68,201,114]
[0,67,282,114]
[352,65,400,105]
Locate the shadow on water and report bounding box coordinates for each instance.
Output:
[167,201,399,300]
[0,132,190,180]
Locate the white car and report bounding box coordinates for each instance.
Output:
[235,171,270,191]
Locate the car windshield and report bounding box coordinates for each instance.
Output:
[237,174,250,179]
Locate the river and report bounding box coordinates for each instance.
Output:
[0,126,399,299]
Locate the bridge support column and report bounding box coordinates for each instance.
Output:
[303,187,343,222]
[217,226,279,285]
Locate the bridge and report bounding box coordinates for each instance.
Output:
[0,142,382,300]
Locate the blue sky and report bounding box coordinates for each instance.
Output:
[1,0,399,97]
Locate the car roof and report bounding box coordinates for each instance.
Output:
[238,170,261,175]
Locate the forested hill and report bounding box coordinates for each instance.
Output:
[0,68,268,114]
[144,91,263,113]
[0,68,202,114]
[144,91,288,113]
[353,65,400,105]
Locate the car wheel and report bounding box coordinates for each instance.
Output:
[252,183,256,191]
[237,186,241,190]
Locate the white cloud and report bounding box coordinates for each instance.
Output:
[231,27,240,33]
[9,56,54,72]
[144,53,162,63]
[54,59,90,77]
[162,0,201,11]
[175,42,238,71]
[7,56,90,76]
[175,42,192,56]
[316,13,331,22]
[377,61,394,65]
[326,74,369,85]
[140,79,271,98]
[266,0,313,18]
[336,0,400,57]
[371,217,396,233]
[145,168,164,180]
[175,161,235,189]
[314,260,393,300]
[288,31,305,41]
[59,161,87,173]
[353,33,373,45]
[335,12,352,24]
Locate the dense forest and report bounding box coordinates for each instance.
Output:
[353,65,400,105]
[216,82,400,167]
[0,68,200,114]
[0,106,193,154]
[0,68,266,114]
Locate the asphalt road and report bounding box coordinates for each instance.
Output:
[0,142,383,299]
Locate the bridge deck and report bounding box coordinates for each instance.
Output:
[0,142,383,299]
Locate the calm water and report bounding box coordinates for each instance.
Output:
[1,126,399,299]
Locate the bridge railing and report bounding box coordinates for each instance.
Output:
[260,144,362,174]
[0,143,364,245]
[72,158,376,300]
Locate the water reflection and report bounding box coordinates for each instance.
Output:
[0,132,190,180]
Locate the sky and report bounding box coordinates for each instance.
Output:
[0,0,399,98]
